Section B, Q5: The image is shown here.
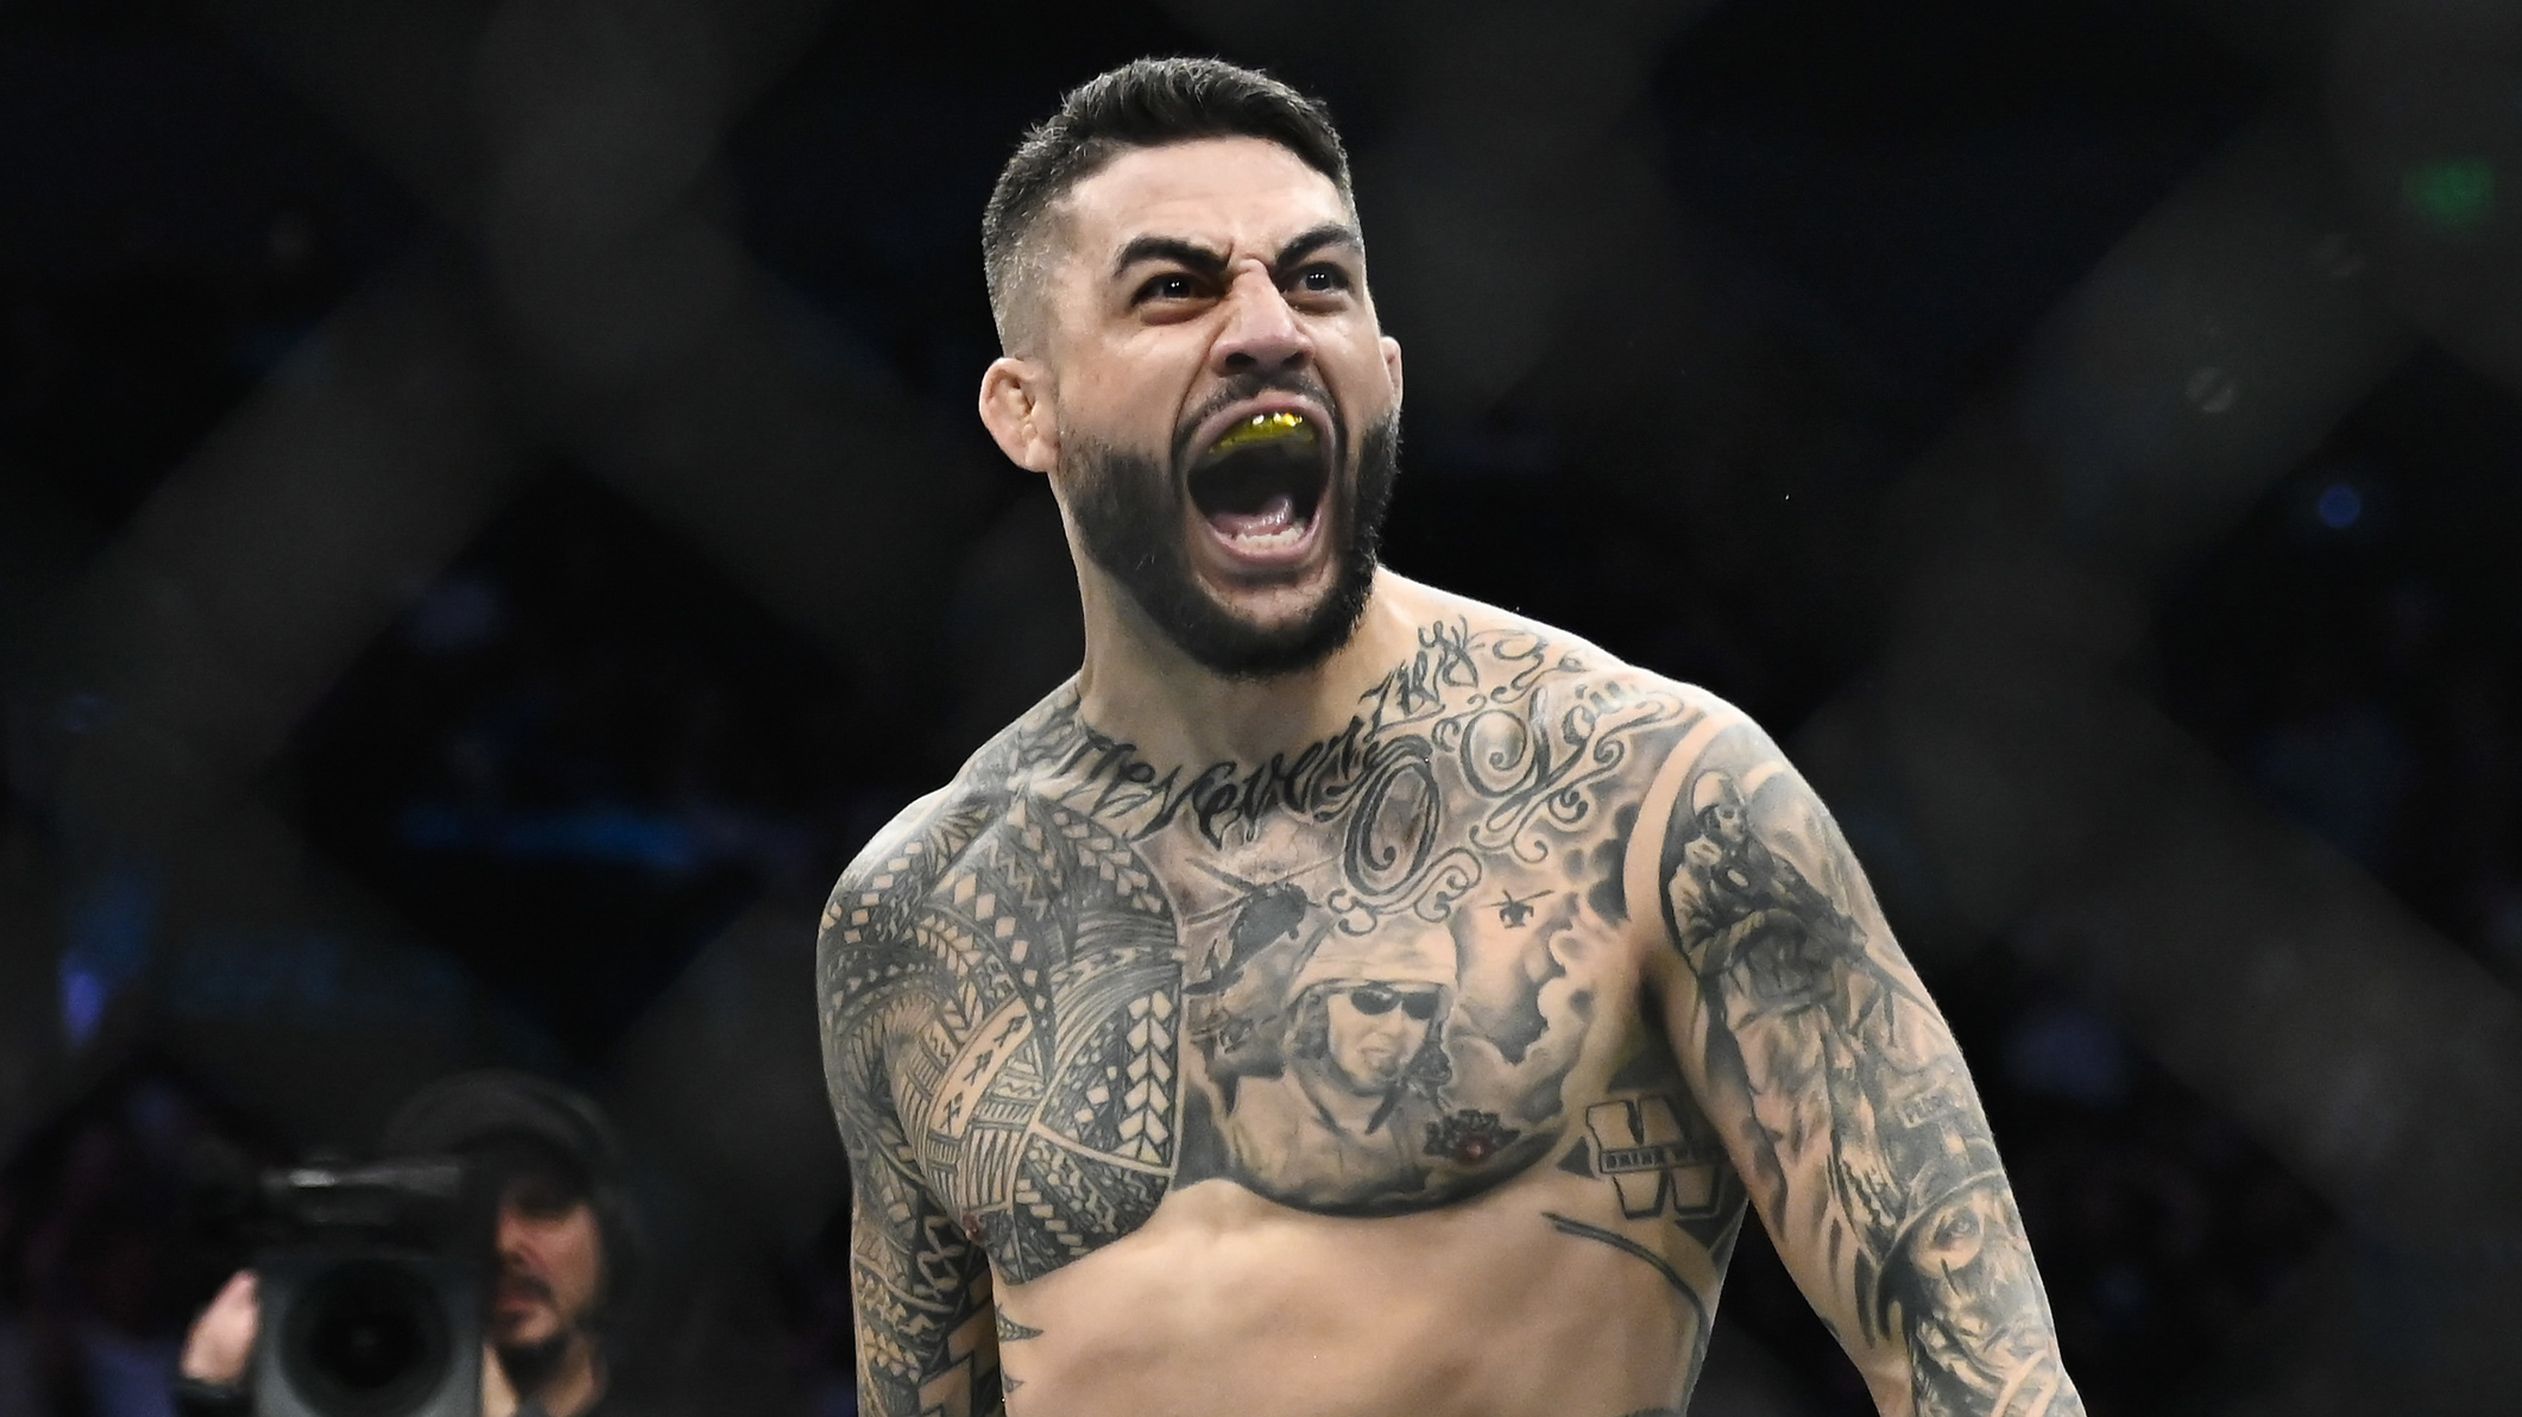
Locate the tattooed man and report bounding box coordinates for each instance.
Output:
[817,57,2083,1417]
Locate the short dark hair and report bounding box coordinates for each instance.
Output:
[981,57,1357,351]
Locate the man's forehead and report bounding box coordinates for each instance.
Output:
[1060,136,1351,259]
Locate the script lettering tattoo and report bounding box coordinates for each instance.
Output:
[1008,685,1387,847]
[1657,726,2081,1415]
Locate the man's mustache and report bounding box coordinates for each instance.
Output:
[1173,370,1342,467]
[495,1270,553,1303]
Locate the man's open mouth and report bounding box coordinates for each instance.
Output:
[1187,411,1330,558]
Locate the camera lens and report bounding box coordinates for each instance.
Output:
[281,1258,452,1416]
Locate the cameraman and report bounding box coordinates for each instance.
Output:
[173,1072,652,1417]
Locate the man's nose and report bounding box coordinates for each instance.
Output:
[493,1204,528,1259]
[1210,265,1311,375]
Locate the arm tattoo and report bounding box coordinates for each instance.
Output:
[1655,723,2082,1415]
[819,802,1006,1417]
[993,1313,1041,1399]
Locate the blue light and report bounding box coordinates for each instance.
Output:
[2316,482,2364,530]
[63,969,107,1047]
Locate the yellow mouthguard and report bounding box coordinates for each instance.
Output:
[1208,411,1316,455]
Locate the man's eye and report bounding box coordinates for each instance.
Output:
[1137,273,1199,303]
[1295,266,1351,294]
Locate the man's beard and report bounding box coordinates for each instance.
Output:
[494,1326,573,1396]
[1065,411,1399,681]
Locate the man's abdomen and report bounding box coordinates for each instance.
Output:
[994,1166,1735,1417]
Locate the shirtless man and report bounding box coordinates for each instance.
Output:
[816,57,2083,1417]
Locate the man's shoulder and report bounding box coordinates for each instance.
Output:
[1407,587,1730,723]
[817,684,1091,952]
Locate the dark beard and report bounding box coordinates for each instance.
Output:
[1066,413,1398,681]
[493,1328,572,1398]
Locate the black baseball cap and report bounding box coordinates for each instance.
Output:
[377,1071,622,1181]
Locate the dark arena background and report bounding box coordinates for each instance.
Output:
[4,1,2519,1413]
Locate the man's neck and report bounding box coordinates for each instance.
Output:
[1073,569,1429,771]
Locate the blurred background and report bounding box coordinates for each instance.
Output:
[3,0,2518,1412]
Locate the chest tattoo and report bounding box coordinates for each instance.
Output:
[829,623,1706,1282]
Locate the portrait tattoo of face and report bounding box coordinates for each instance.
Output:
[1065,386,1399,680]
[1321,982,1441,1093]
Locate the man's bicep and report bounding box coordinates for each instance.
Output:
[818,824,1004,1417]
[1629,732,1905,1369]
[820,962,1001,1417]
[841,1147,999,1417]
[1631,703,2078,1412]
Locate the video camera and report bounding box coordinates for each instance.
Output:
[224,1155,488,1417]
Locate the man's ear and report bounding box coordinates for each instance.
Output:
[1380,334,1404,408]
[979,357,1058,474]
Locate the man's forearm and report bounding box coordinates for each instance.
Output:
[1751,990,2081,1416]
[1794,1017,2082,1417]
[1872,1173,2084,1416]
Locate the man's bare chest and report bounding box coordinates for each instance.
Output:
[885,798,1642,1280]
[856,636,1709,1283]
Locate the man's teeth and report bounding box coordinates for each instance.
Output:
[1211,492,1308,546]
[1194,413,1322,554]
[1207,411,1316,458]
[1233,519,1306,546]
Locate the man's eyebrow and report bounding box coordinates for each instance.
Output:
[1108,223,1364,282]
[1111,236,1226,280]
[1275,222,1361,269]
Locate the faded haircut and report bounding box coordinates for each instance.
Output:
[981,57,1357,353]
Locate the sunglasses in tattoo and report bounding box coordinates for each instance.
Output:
[1345,984,1443,1020]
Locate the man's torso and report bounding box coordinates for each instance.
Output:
[826,615,1751,1416]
